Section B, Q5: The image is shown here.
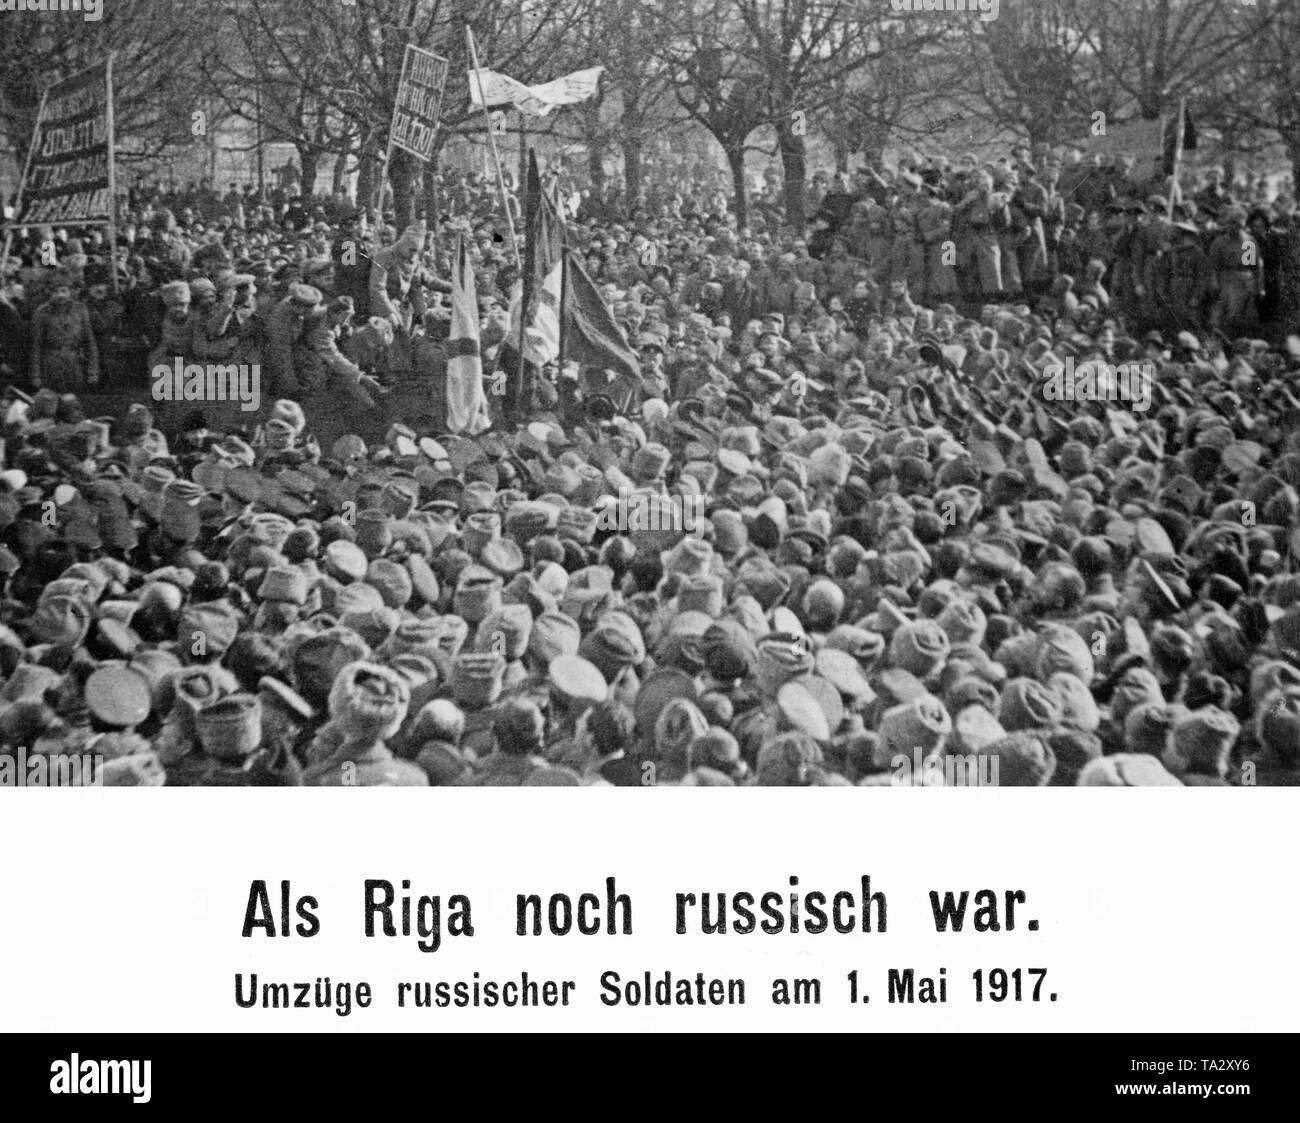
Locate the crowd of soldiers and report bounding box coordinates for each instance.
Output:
[794,149,1295,341]
[1,139,1299,786]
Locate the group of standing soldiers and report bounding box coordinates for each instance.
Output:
[809,150,1299,340]
[6,207,455,411]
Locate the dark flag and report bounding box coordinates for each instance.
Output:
[1163,103,1197,177]
[516,149,563,366]
[562,248,641,383]
[503,149,562,420]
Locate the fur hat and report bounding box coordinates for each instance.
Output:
[880,695,952,760]
[528,611,582,666]
[327,661,411,741]
[366,558,413,609]
[1048,672,1100,732]
[451,651,507,709]
[754,732,823,786]
[978,732,1056,786]
[1165,706,1240,779]
[998,678,1064,731]
[889,620,951,679]
[453,565,503,624]
[1256,687,1300,766]
[1078,753,1181,786]
[195,694,264,762]
[258,565,309,606]
[292,628,371,707]
[755,633,814,694]
[477,604,534,661]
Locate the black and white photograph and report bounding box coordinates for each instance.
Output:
[0,0,1296,1080]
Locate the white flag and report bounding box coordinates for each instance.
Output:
[446,236,491,435]
[468,66,604,117]
[507,263,561,366]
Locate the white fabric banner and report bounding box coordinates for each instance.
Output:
[467,66,604,117]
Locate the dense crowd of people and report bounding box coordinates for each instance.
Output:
[1,142,1300,786]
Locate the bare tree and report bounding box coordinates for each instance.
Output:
[944,0,1110,146]
[204,0,588,223]
[732,0,937,226]
[1211,0,1300,186]
[652,0,768,226]
[576,0,682,203]
[820,20,955,171]
[1075,0,1264,121]
[656,0,937,227]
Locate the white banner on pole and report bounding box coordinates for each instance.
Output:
[467,66,604,117]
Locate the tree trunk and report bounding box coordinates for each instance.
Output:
[297,143,319,198]
[331,151,348,197]
[862,120,891,169]
[355,137,376,216]
[1217,123,1236,185]
[518,126,528,195]
[778,120,807,229]
[726,142,748,228]
[422,155,440,228]
[390,148,417,228]
[1222,150,1237,186]
[623,133,643,203]
[587,140,605,192]
[1027,121,1055,149]
[833,137,850,174]
[1290,130,1300,205]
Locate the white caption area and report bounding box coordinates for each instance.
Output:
[0,791,1294,1032]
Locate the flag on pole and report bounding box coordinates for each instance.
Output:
[1163,101,1197,177]
[467,66,603,117]
[465,24,521,269]
[562,248,640,383]
[511,150,563,366]
[446,235,491,435]
[1163,100,1197,217]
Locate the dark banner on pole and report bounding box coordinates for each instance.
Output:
[1163,103,1198,177]
[15,61,113,225]
[390,44,450,163]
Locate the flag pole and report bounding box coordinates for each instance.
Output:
[1167,98,1186,224]
[557,246,567,385]
[381,44,411,225]
[380,134,396,221]
[512,147,533,424]
[465,24,520,269]
[105,53,120,296]
[556,182,567,380]
[0,85,49,286]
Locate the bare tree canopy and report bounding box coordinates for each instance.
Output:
[3,0,1300,226]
